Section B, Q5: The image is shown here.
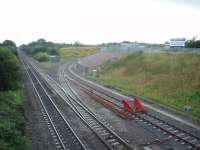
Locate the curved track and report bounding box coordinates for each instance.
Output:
[56,67,133,150]
[64,63,200,150]
[25,57,134,150]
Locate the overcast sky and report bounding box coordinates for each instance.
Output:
[0,0,200,45]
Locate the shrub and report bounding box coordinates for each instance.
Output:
[0,91,30,150]
[33,52,49,62]
[0,47,22,90]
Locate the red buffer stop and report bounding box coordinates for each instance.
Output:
[133,98,145,112]
[122,100,136,113]
[122,98,146,113]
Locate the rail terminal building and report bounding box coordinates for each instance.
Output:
[170,38,186,48]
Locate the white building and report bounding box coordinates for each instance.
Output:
[170,38,186,48]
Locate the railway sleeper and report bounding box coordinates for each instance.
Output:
[98,129,107,133]
[92,125,101,128]
[189,139,197,143]
[177,133,185,137]
[182,136,191,140]
[95,127,104,131]
[171,130,178,133]
[166,127,173,130]
[107,138,117,143]
[101,132,110,136]
[111,142,120,146]
[88,121,97,125]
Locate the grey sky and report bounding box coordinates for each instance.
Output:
[163,0,200,8]
[0,0,200,45]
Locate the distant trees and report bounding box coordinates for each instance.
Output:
[2,40,17,55]
[37,38,46,43]
[0,40,29,150]
[185,39,200,48]
[122,41,131,43]
[74,41,83,46]
[3,40,16,47]
[19,39,71,55]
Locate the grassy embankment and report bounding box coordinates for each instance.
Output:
[98,52,200,119]
[57,46,99,59]
[0,45,30,149]
[39,46,99,69]
[0,90,30,150]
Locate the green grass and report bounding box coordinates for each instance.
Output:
[57,46,99,59]
[0,90,30,150]
[98,52,200,119]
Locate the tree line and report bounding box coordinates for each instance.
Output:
[19,39,88,61]
[0,40,22,90]
[19,38,70,55]
[185,39,200,48]
[0,40,30,150]
[19,39,74,61]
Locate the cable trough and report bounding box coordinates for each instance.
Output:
[65,63,200,150]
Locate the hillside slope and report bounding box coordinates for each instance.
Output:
[57,46,99,59]
[98,52,200,119]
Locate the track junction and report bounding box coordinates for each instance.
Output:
[20,53,200,150]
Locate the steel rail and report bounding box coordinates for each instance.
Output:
[21,56,86,150]
[21,58,67,150]
[65,63,200,150]
[59,67,132,119]
[29,60,133,150]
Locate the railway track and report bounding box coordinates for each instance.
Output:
[27,59,134,150]
[21,57,86,150]
[64,63,200,150]
[62,71,132,119]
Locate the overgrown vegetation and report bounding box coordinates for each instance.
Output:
[98,52,200,119]
[0,91,29,150]
[0,40,18,55]
[57,46,99,59]
[33,52,49,62]
[20,39,99,61]
[19,39,69,55]
[0,47,22,90]
[0,40,30,149]
[186,39,200,48]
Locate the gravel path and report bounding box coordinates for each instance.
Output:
[79,51,122,69]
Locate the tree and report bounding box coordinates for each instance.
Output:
[185,38,200,48]
[74,41,82,46]
[3,40,16,47]
[33,52,49,62]
[122,41,131,43]
[19,39,69,55]
[0,47,22,90]
[37,38,46,43]
[3,40,17,55]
